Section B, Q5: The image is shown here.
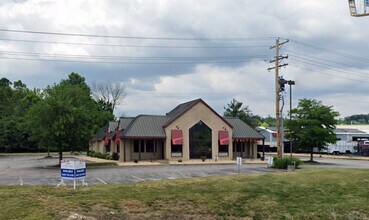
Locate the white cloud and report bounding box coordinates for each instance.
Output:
[0,0,368,118]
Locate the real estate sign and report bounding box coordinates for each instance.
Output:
[60,160,86,179]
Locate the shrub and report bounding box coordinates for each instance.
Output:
[112,152,119,160]
[273,157,302,169]
[134,159,139,163]
[88,151,114,160]
[98,153,110,160]
[94,152,103,159]
[178,159,182,163]
[88,151,95,157]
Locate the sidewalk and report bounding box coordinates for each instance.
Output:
[167,158,266,165]
[265,152,369,161]
[76,155,267,166]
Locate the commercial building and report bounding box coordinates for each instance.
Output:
[90,98,264,162]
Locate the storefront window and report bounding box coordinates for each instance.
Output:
[146,140,154,152]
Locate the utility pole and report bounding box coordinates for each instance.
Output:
[268,38,288,159]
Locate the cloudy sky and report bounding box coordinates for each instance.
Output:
[0,0,369,118]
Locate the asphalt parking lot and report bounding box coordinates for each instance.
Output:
[0,156,280,186]
[1,155,369,186]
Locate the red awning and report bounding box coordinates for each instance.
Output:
[219,130,229,145]
[114,130,121,145]
[104,132,109,145]
[171,130,183,145]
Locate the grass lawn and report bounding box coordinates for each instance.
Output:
[1,168,369,219]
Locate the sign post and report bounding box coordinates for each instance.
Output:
[57,159,87,189]
[236,157,242,175]
[267,156,274,168]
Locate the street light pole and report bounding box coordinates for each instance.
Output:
[288,80,295,159]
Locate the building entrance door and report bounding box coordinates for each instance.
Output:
[189,120,212,159]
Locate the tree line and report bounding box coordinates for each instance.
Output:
[223,98,277,128]
[340,114,369,124]
[0,73,120,157]
[0,74,342,163]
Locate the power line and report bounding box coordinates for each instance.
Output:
[127,91,274,95]
[288,38,369,63]
[0,28,276,41]
[0,38,270,49]
[0,50,269,60]
[289,56,369,79]
[0,56,267,65]
[289,65,369,84]
[282,49,369,73]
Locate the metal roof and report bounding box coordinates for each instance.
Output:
[164,98,233,128]
[92,100,263,141]
[108,130,117,139]
[108,121,118,132]
[120,115,170,138]
[225,117,264,139]
[91,124,108,141]
[335,128,366,134]
[118,117,135,130]
[166,98,201,118]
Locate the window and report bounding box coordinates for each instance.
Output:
[146,140,154,152]
[219,145,228,153]
[134,140,145,153]
[116,145,120,153]
[140,140,145,152]
[237,142,242,152]
[189,121,212,159]
[171,145,182,157]
[134,140,139,153]
[106,145,111,153]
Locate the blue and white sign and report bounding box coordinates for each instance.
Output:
[60,160,86,179]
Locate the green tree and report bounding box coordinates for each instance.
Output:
[286,99,339,161]
[223,98,259,127]
[26,73,114,162]
[343,114,369,124]
[0,78,40,152]
[260,115,276,127]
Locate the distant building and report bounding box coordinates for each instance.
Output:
[90,99,264,162]
[255,125,369,154]
[322,127,369,154]
[334,127,369,142]
[255,126,278,148]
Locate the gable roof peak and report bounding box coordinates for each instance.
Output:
[164,98,232,128]
[166,98,202,118]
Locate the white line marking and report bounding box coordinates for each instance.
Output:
[97,177,107,184]
[131,175,145,182]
